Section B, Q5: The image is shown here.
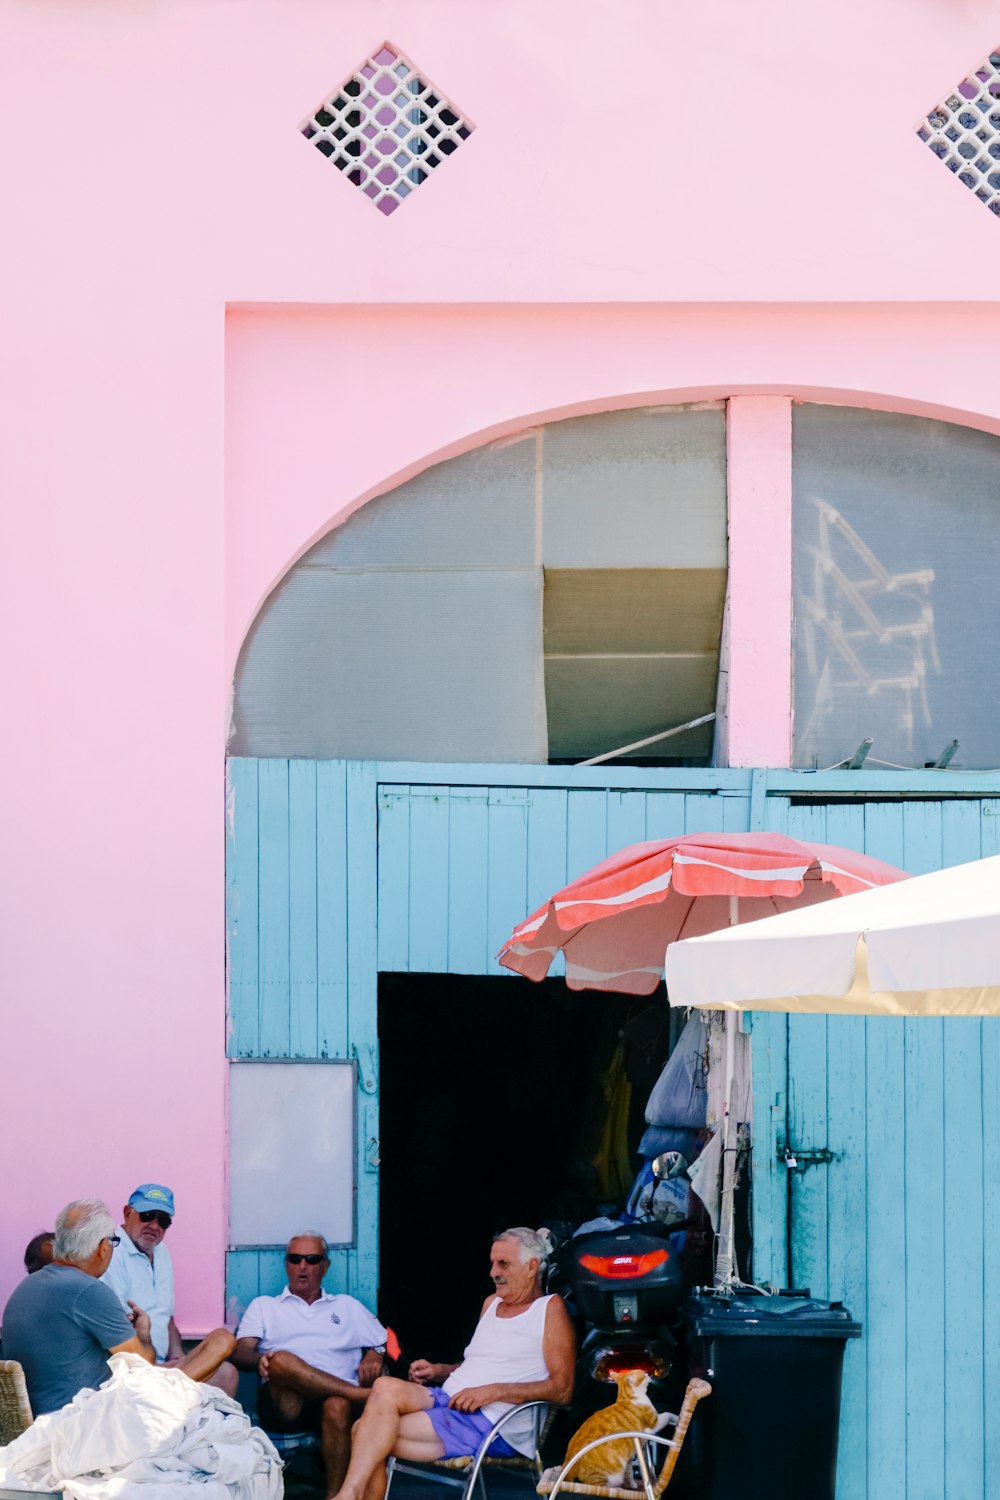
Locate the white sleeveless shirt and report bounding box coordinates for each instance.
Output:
[443,1294,553,1455]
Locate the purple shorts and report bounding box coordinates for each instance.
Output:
[424,1387,519,1460]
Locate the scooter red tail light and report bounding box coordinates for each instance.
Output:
[578,1249,670,1279]
[594,1351,668,1381]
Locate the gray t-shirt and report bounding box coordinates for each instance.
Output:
[2,1263,135,1414]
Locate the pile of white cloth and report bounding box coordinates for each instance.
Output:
[0,1355,282,1500]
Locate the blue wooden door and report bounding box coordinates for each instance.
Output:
[227,759,1000,1500]
[375,780,753,975]
[225,762,752,1322]
[752,795,1000,1500]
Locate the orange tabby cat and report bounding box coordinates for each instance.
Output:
[562,1369,660,1488]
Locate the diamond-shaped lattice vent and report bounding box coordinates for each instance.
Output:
[917,47,1000,216]
[301,42,473,216]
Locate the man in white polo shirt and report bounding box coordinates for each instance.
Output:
[102,1183,237,1395]
[232,1232,387,1496]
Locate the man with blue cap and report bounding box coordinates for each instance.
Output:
[103,1183,237,1395]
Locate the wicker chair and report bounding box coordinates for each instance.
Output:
[0,1360,34,1445]
[535,1378,711,1500]
[386,1399,557,1500]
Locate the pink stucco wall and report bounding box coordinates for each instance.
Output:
[4,0,1000,1321]
[1,299,226,1326]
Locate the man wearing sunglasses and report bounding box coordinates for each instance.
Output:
[102,1183,237,1395]
[232,1233,388,1495]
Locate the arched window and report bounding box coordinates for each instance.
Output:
[230,405,728,764]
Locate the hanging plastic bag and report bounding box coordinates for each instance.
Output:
[638,1123,707,1162]
[644,1013,709,1128]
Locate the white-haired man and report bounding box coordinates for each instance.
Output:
[2,1199,155,1415]
[2,1199,236,1416]
[331,1227,575,1500]
[232,1233,389,1496]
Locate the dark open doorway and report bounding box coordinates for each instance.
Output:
[377,972,661,1361]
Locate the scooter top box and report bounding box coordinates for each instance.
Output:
[572,1220,686,1329]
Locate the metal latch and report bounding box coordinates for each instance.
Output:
[781,1146,836,1172]
[353,1043,378,1095]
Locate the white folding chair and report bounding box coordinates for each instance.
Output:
[386,1399,554,1500]
[535,1379,711,1500]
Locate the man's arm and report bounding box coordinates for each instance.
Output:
[357,1349,387,1387]
[232,1295,268,1372]
[232,1335,264,1373]
[166,1316,185,1362]
[447,1297,576,1412]
[109,1336,156,1364]
[408,1358,460,1385]
[109,1302,156,1365]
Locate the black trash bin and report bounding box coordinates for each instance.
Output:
[684,1288,861,1500]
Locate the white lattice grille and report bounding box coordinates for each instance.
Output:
[301,42,473,216]
[917,46,1000,216]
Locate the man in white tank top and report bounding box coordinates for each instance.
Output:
[330,1227,575,1500]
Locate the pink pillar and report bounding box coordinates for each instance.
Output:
[725,396,793,768]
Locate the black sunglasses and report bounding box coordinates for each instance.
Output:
[285,1253,326,1265]
[105,1234,121,1247]
[137,1210,172,1229]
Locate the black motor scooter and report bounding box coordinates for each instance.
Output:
[549,1155,694,1419]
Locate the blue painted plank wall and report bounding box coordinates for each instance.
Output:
[375,783,753,975]
[228,764,756,1320]
[228,757,1000,1500]
[751,791,1000,1500]
[225,759,376,1320]
[228,765,753,1317]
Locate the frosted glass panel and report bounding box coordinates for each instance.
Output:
[229,1061,355,1248]
[543,406,726,568]
[792,406,1000,770]
[309,435,537,570]
[232,568,546,761]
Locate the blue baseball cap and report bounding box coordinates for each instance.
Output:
[128,1184,175,1216]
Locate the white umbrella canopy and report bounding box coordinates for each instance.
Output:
[665,853,1000,1016]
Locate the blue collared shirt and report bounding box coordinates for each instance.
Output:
[101,1232,175,1360]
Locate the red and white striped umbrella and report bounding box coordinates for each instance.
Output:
[498,832,908,995]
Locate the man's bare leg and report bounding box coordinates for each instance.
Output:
[207,1361,240,1398]
[362,1458,387,1500]
[264,1349,371,1408]
[175,1328,237,1384]
[322,1397,354,1495]
[334,1378,441,1500]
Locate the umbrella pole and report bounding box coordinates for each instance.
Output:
[714,898,740,1290]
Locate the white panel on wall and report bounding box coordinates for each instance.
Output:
[229,1060,356,1248]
